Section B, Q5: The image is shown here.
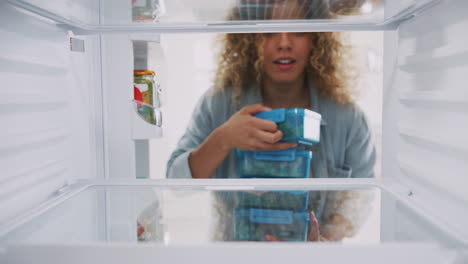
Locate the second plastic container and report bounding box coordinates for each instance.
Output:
[233,208,310,241]
[236,148,312,178]
[234,191,309,212]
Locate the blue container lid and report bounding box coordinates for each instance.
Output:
[235,208,310,225]
[254,108,286,123]
[236,149,313,179]
[249,148,312,162]
[274,190,309,195]
[302,108,322,120]
[255,108,321,123]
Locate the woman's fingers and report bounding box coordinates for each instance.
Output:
[253,129,282,144]
[265,234,280,242]
[247,136,297,151]
[252,117,278,132]
[244,125,296,150]
[227,104,301,151]
[241,104,272,115]
[308,211,320,241]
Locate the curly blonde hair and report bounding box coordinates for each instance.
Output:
[213,0,357,105]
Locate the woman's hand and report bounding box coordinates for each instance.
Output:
[320,214,353,241]
[307,211,320,241]
[216,104,297,151]
[189,103,295,178]
[265,212,352,242]
[308,212,353,242]
[265,211,321,242]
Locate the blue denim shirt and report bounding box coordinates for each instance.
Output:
[167,84,376,180]
[166,83,376,226]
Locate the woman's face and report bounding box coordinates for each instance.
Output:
[262,32,312,85]
[261,1,312,85]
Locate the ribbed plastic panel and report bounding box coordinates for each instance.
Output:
[384,0,468,244]
[0,2,98,225]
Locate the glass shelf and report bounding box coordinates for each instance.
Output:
[0,179,464,248]
[7,0,442,33]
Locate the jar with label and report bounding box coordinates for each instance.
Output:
[134,70,161,125]
[328,0,383,15]
[132,0,162,22]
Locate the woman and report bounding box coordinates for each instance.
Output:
[167,0,376,241]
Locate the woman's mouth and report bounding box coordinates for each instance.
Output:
[273,58,296,70]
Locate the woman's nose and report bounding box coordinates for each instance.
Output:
[277,33,292,50]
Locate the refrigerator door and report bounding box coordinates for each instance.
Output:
[0,179,466,263]
[383,0,468,246]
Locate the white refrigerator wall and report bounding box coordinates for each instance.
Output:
[0,3,102,224]
[149,33,219,180]
[100,34,136,179]
[383,0,468,244]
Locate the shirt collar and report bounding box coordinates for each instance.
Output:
[307,78,327,126]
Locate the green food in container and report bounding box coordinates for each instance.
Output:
[234,191,309,212]
[234,208,309,241]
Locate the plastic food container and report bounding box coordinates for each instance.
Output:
[234,191,309,212]
[255,108,321,146]
[233,208,310,241]
[236,149,312,178]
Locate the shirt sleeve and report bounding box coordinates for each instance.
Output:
[345,106,377,179]
[323,106,377,236]
[166,89,223,179]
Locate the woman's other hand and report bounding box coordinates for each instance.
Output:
[307,211,320,241]
[320,214,353,241]
[265,211,320,242]
[216,104,297,151]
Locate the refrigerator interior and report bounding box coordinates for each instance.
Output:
[1,0,468,262]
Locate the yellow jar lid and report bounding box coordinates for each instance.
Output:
[134,70,155,76]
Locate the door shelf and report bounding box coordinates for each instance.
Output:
[132,100,163,140]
